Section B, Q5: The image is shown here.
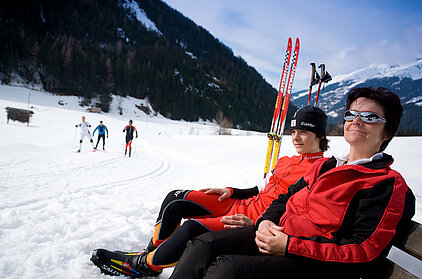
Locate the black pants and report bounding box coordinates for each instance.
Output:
[125,136,133,145]
[170,226,377,279]
[150,220,208,267]
[146,190,214,268]
[155,190,214,240]
[96,134,105,148]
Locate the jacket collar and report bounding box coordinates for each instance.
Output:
[331,152,394,170]
[302,152,324,161]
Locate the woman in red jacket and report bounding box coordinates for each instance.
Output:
[169,87,415,279]
[91,106,329,277]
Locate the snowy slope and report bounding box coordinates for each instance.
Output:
[293,59,422,102]
[121,0,162,35]
[0,85,421,278]
[291,59,422,135]
[330,59,422,87]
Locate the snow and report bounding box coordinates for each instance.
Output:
[405,96,422,105]
[0,85,421,278]
[117,27,130,43]
[121,0,162,36]
[39,2,46,23]
[331,59,422,86]
[184,51,197,59]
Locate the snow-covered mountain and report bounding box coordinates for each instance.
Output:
[291,59,422,134]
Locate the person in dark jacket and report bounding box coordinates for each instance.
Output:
[123,120,138,157]
[93,121,109,150]
[169,87,416,279]
[90,107,330,277]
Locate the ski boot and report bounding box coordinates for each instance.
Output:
[90,249,162,278]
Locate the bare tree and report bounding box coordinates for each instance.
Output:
[116,95,123,115]
[216,111,232,135]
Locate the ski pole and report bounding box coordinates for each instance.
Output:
[307,63,320,105]
[307,63,316,105]
[314,64,332,106]
[314,64,325,106]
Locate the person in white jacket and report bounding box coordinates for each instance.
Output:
[75,116,95,152]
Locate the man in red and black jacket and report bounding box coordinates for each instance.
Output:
[123,119,138,157]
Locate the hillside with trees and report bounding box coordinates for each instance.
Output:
[0,0,295,131]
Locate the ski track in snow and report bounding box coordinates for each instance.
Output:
[0,152,174,189]
[0,85,421,278]
[0,142,196,278]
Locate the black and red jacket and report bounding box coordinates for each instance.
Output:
[257,153,415,263]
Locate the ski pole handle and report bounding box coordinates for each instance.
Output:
[319,64,326,77]
[321,71,332,83]
[307,63,316,105]
[314,64,326,106]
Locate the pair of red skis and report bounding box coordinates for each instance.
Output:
[262,38,331,179]
[263,37,299,179]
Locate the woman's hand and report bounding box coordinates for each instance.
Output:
[255,220,287,256]
[257,220,280,236]
[221,214,254,229]
[200,188,232,201]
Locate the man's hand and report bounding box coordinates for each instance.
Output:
[200,188,232,201]
[221,214,253,229]
[255,220,287,256]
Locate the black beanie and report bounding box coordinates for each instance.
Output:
[290,106,327,137]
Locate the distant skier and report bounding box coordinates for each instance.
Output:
[75,116,95,152]
[93,121,109,150]
[122,119,138,157]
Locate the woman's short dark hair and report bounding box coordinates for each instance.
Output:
[346,87,402,152]
[318,135,329,152]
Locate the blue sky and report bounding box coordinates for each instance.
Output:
[163,0,422,91]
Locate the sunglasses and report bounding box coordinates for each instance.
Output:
[344,110,386,123]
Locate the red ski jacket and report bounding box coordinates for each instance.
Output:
[258,153,415,263]
[189,152,325,231]
[228,152,324,222]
